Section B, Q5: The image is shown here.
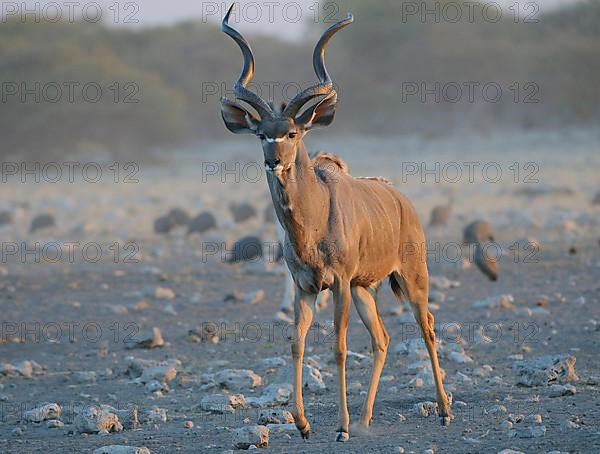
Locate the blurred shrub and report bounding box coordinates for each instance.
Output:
[0,1,598,159]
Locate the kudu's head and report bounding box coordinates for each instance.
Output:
[220,4,353,175]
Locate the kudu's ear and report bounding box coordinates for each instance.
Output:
[296,91,337,130]
[220,98,260,134]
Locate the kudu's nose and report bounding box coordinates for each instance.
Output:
[265,158,281,171]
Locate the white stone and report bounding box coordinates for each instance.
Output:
[93,446,150,454]
[513,354,578,386]
[200,394,248,414]
[23,403,61,422]
[472,294,514,309]
[74,406,123,434]
[232,425,269,449]
[215,369,262,391]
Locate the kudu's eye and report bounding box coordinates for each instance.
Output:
[288,132,298,139]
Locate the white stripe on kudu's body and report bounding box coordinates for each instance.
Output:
[219,4,452,442]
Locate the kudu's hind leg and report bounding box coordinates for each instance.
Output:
[351,286,390,430]
[280,269,296,313]
[291,287,316,438]
[281,276,329,314]
[333,282,352,441]
[393,272,452,425]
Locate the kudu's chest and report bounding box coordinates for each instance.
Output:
[282,238,335,294]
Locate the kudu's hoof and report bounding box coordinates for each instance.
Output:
[297,422,311,439]
[440,415,452,426]
[335,431,349,442]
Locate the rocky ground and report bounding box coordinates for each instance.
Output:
[0,131,599,453]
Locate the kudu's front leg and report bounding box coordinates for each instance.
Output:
[291,287,316,439]
[333,282,351,441]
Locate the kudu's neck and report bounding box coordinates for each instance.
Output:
[267,140,328,259]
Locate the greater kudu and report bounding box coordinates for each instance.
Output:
[219,5,452,441]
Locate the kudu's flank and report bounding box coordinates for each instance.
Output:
[220,6,452,441]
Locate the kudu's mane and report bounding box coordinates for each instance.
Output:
[311,151,348,173]
[311,151,392,186]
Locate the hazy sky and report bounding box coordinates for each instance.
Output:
[8,0,582,40]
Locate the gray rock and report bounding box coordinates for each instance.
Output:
[30,214,56,233]
[161,304,177,316]
[0,360,45,378]
[142,407,167,424]
[414,401,438,417]
[154,287,175,300]
[124,327,165,349]
[429,276,461,290]
[428,290,446,303]
[506,414,524,424]
[416,366,445,388]
[232,425,269,449]
[76,371,97,384]
[275,364,325,393]
[0,211,12,225]
[560,419,580,430]
[145,381,167,394]
[189,324,219,344]
[168,207,191,226]
[264,205,277,224]
[454,372,472,384]
[93,446,151,454]
[448,351,474,364]
[513,354,578,386]
[23,403,61,422]
[525,414,542,424]
[488,404,507,415]
[230,202,257,224]
[47,420,64,429]
[473,327,493,344]
[272,311,293,325]
[472,365,494,378]
[346,350,373,369]
[200,394,247,414]
[257,409,294,425]
[549,383,577,397]
[187,212,217,235]
[393,338,432,361]
[74,406,123,434]
[260,357,287,368]
[97,405,139,430]
[246,383,293,407]
[227,236,263,263]
[153,215,173,234]
[265,423,296,434]
[472,294,514,309]
[508,425,546,438]
[215,369,262,391]
[500,420,513,430]
[126,357,180,386]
